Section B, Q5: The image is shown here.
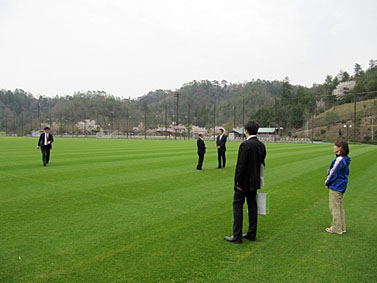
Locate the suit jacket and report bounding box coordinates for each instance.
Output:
[197,138,206,154]
[216,135,227,151]
[234,137,266,192]
[38,133,54,149]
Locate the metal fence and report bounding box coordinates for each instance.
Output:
[1,94,376,143]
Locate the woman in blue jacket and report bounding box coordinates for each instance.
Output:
[325,141,351,234]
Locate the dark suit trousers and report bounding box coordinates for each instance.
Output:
[217,150,226,168]
[197,152,204,169]
[233,189,257,241]
[41,147,51,165]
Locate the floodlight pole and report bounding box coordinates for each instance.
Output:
[5,116,8,136]
[83,110,86,136]
[165,105,168,140]
[213,99,216,141]
[126,108,129,139]
[311,94,315,143]
[144,106,147,140]
[71,109,74,137]
[311,112,314,143]
[187,103,191,140]
[126,97,130,139]
[13,114,16,135]
[174,93,179,140]
[233,106,236,128]
[344,124,351,142]
[353,93,357,142]
[38,97,41,130]
[242,98,245,140]
[21,114,24,136]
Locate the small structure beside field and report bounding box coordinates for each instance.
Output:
[229,127,282,141]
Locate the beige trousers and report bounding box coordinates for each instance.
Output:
[329,189,346,233]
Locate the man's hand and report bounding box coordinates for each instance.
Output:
[36,146,40,150]
[47,141,51,144]
[205,146,207,148]
[217,146,220,149]
[234,186,243,191]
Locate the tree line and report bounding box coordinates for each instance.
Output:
[0,60,376,135]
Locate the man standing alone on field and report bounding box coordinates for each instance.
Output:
[225,121,266,244]
[37,126,54,167]
[216,128,227,169]
[196,133,207,170]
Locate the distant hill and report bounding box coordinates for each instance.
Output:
[1,60,377,141]
[293,98,377,142]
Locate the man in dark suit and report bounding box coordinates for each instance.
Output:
[216,128,227,169]
[196,133,207,170]
[37,127,54,166]
[224,121,266,244]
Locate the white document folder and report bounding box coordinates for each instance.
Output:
[257,193,269,215]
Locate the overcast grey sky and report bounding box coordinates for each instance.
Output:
[0,0,376,98]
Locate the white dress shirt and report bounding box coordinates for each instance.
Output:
[44,133,48,145]
[247,135,257,140]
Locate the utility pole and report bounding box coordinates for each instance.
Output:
[233,106,236,128]
[5,116,8,136]
[21,114,24,136]
[372,118,374,142]
[71,109,74,137]
[213,99,216,141]
[353,92,357,142]
[165,105,168,140]
[38,97,41,130]
[127,96,131,139]
[174,93,179,140]
[187,103,191,140]
[274,99,278,143]
[144,106,147,140]
[126,107,129,139]
[242,98,245,140]
[13,114,16,135]
[311,112,314,143]
[83,110,86,136]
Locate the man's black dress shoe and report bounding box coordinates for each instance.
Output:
[216,167,222,169]
[242,234,256,241]
[224,236,242,244]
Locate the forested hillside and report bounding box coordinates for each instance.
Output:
[1,60,376,136]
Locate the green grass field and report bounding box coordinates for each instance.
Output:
[0,137,376,282]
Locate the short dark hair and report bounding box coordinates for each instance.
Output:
[245,121,259,135]
[334,140,349,156]
[219,128,224,133]
[44,126,50,130]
